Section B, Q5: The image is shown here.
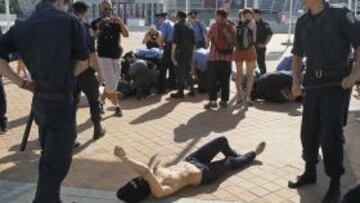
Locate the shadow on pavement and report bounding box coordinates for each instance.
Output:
[253,101,302,117]
[7,115,30,130]
[120,94,162,110]
[130,94,206,125]
[293,111,360,203]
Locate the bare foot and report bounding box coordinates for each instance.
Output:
[255,142,266,156]
[114,146,126,160]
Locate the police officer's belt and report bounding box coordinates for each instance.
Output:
[306,69,344,79]
[35,92,72,101]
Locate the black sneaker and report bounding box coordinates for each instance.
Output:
[204,102,218,110]
[219,101,228,108]
[170,92,185,99]
[115,107,123,117]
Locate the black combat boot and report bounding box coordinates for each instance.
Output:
[93,122,106,140]
[0,117,7,132]
[288,164,317,188]
[321,178,341,203]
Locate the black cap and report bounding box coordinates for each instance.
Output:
[188,10,198,16]
[176,11,187,19]
[155,12,168,17]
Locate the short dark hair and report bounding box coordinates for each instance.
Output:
[253,9,261,14]
[72,1,89,15]
[177,11,187,19]
[216,8,228,18]
[117,177,151,203]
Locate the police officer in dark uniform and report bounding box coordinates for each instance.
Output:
[253,9,272,75]
[0,0,89,202]
[288,1,360,202]
[171,11,196,99]
[72,1,105,143]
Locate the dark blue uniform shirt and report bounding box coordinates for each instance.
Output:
[292,3,360,85]
[256,20,272,45]
[85,22,96,54]
[0,3,89,94]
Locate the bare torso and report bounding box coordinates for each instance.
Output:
[154,161,202,194]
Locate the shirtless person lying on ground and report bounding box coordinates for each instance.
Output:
[114,136,266,202]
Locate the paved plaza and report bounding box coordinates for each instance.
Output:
[0,34,360,203]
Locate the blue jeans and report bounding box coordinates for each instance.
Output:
[185,137,256,185]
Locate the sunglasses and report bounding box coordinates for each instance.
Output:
[104,8,112,11]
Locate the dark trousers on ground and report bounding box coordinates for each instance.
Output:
[73,68,101,124]
[159,43,176,91]
[207,61,232,101]
[256,47,267,75]
[33,97,75,203]
[175,53,194,93]
[301,87,346,179]
[186,136,256,185]
[0,76,6,122]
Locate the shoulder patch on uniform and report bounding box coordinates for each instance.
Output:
[346,12,356,24]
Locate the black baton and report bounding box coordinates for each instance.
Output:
[20,110,34,151]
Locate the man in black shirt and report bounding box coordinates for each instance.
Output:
[171,11,195,98]
[253,9,273,75]
[91,0,129,117]
[0,0,89,202]
[73,1,105,143]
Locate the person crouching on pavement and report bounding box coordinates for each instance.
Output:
[91,0,129,117]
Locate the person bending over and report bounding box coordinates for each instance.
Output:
[115,136,266,202]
